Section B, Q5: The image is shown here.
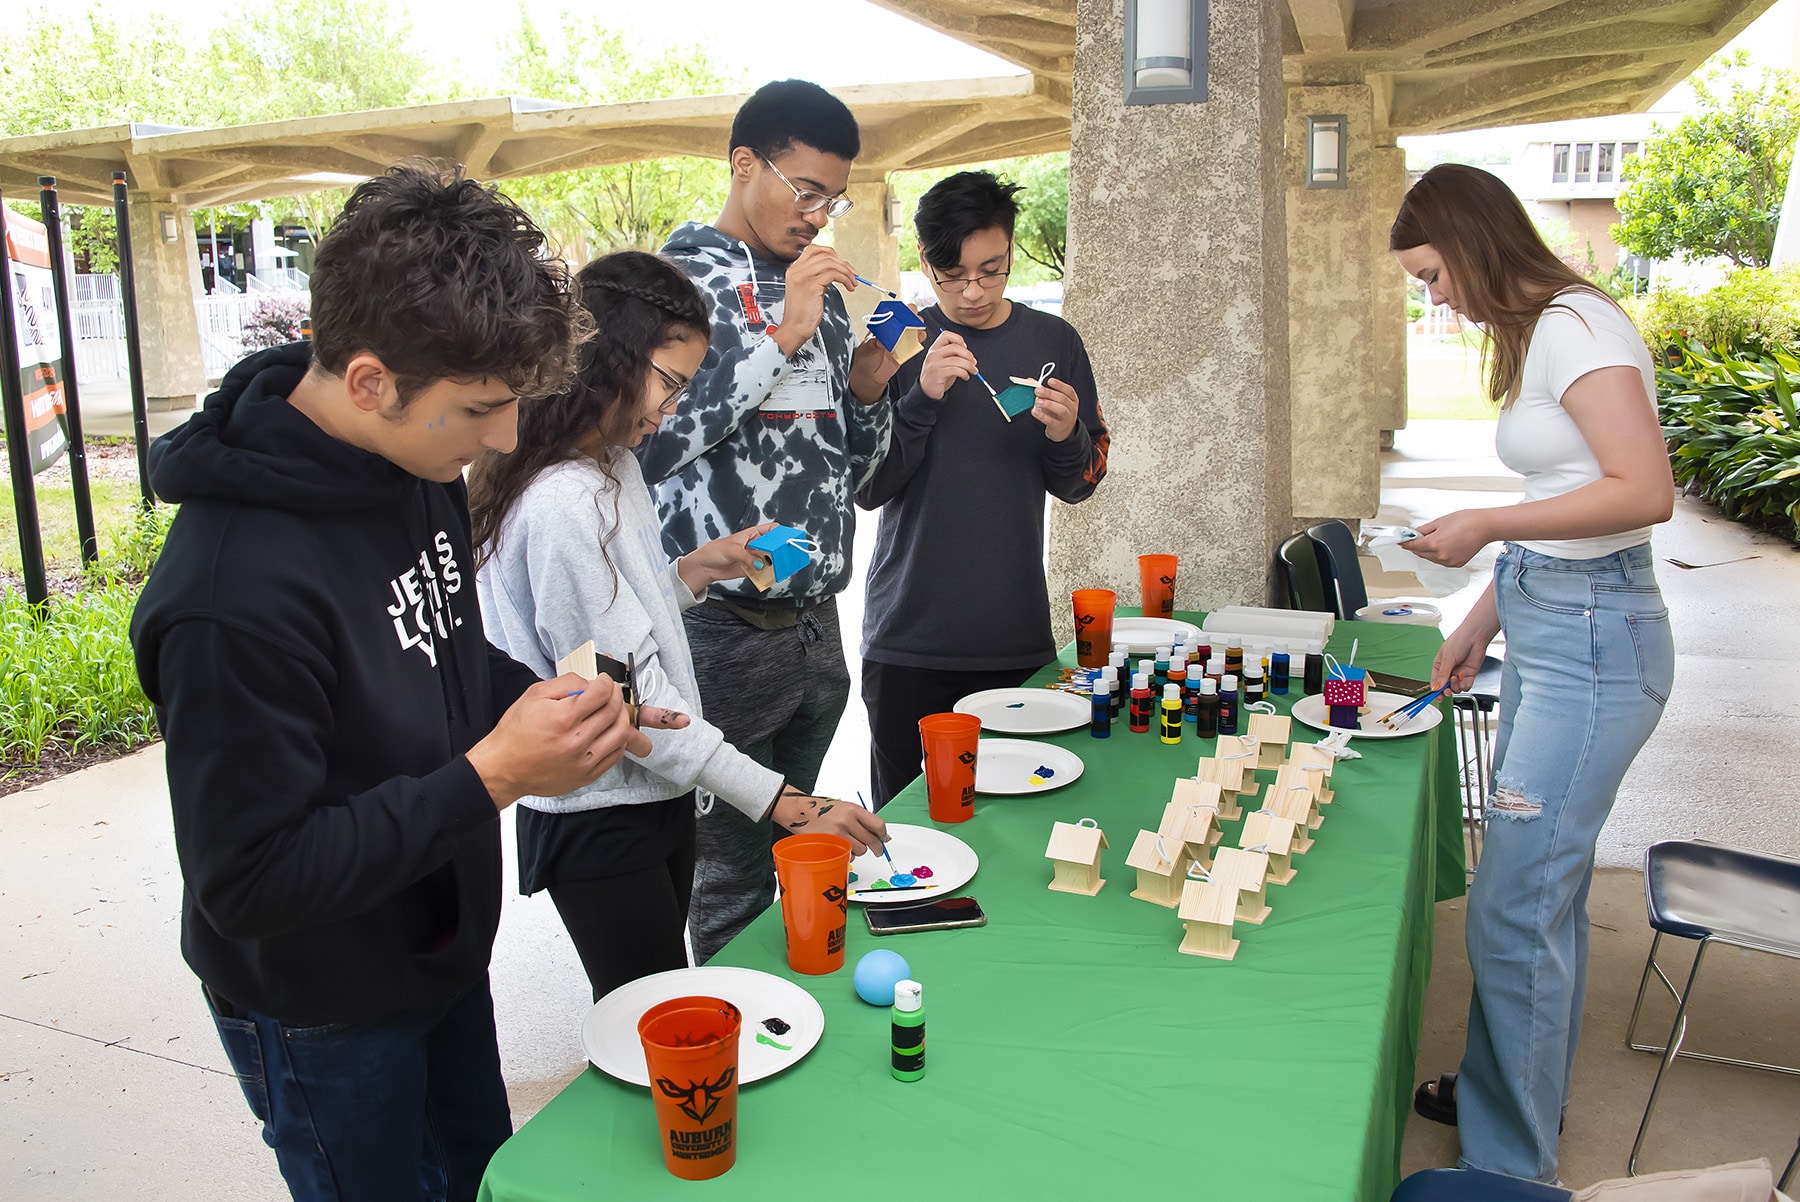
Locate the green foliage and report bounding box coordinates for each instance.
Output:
[1656,336,1800,541]
[0,506,173,772]
[1614,53,1800,269]
[1626,268,1800,357]
[495,13,742,259]
[891,154,1069,286]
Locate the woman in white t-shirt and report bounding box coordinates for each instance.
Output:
[1391,165,1675,1185]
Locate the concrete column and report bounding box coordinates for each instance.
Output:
[833,173,901,294]
[128,195,207,409]
[1286,84,1378,523]
[1050,0,1294,622]
[1372,142,1409,442]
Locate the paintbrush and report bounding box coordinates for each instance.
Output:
[1377,685,1451,729]
[848,883,937,897]
[857,791,896,874]
[853,274,899,298]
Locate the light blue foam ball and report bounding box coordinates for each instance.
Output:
[853,949,912,1006]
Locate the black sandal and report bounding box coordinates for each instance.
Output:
[1414,1073,1458,1126]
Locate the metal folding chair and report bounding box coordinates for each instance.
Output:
[1626,839,1800,1175]
[1307,519,1369,621]
[1451,656,1502,873]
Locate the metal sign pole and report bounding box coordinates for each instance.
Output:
[112,172,154,508]
[39,177,98,565]
[0,190,50,607]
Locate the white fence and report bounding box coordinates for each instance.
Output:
[1409,302,1467,337]
[63,274,309,384]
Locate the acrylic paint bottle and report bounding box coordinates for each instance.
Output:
[1160,684,1183,745]
[1129,672,1153,733]
[891,980,925,1082]
[1109,649,1127,674]
[1304,641,1326,694]
[1225,642,1244,677]
[1245,665,1266,706]
[1168,655,1188,704]
[1206,655,1225,691]
[1102,666,1123,720]
[1183,662,1204,722]
[1272,642,1291,695]
[1153,646,1172,693]
[1193,638,1212,665]
[1218,674,1240,736]
[1090,679,1112,738]
[1196,678,1220,739]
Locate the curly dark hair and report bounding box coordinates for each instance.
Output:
[309,161,585,405]
[468,250,710,567]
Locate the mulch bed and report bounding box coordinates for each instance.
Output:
[1,739,152,798]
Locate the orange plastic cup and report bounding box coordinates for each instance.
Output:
[918,712,982,824]
[1071,588,1117,667]
[772,833,853,975]
[1139,554,1178,620]
[637,995,742,1180]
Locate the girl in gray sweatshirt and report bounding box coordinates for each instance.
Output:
[470,251,884,1001]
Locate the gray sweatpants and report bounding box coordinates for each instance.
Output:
[683,597,850,964]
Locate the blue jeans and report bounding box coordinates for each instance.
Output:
[1457,543,1673,1182]
[206,978,512,1202]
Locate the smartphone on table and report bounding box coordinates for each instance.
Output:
[865,896,987,935]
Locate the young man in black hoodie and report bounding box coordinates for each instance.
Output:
[130,165,669,1202]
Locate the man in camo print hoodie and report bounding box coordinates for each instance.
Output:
[637,80,895,963]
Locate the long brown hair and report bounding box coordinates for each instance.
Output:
[1391,163,1619,407]
[468,251,709,566]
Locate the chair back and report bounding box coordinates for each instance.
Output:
[1307,519,1369,620]
[1277,532,1333,613]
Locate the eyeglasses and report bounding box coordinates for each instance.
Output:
[927,256,1013,294]
[648,359,691,414]
[756,150,854,219]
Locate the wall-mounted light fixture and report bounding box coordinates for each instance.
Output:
[885,185,903,238]
[1306,115,1349,189]
[1124,0,1208,106]
[158,210,180,243]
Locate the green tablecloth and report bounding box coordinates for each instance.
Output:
[480,616,1464,1202]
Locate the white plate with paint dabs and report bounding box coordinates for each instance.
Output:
[974,739,1086,795]
[1110,616,1203,656]
[1290,690,1445,740]
[848,823,978,904]
[581,966,823,1087]
[954,687,1089,734]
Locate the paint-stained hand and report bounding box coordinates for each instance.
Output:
[773,787,887,856]
[678,521,779,594]
[773,244,858,357]
[1032,376,1080,442]
[849,335,899,404]
[468,675,657,810]
[1407,509,1496,568]
[918,331,977,400]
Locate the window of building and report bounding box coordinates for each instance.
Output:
[1552,143,1570,182]
[1597,142,1615,183]
[1621,141,1640,161]
[1575,143,1593,183]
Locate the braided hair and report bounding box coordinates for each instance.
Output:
[469,250,710,567]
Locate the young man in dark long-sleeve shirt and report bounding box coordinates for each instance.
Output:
[857,170,1110,808]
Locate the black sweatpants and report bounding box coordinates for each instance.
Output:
[862,659,1039,810]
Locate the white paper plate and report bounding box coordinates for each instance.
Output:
[1111,616,1203,656]
[974,739,1086,794]
[955,687,1090,734]
[848,823,977,903]
[1290,690,1445,740]
[581,966,824,1087]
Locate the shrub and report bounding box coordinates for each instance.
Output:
[1627,268,1800,356]
[241,295,310,350]
[1656,336,1800,541]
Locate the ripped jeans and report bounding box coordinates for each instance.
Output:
[1457,542,1673,1182]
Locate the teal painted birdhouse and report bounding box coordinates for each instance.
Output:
[747,525,818,591]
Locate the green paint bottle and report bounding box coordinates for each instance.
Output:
[891,979,925,1082]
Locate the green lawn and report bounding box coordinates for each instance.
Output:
[0,478,151,578]
[1408,337,1497,421]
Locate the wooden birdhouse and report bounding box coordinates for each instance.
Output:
[1045,818,1109,896]
[864,298,927,364]
[1322,666,1368,730]
[1287,743,1337,805]
[746,525,817,591]
[1240,810,1299,886]
[1126,830,1192,908]
[1247,713,1292,772]
[1164,781,1224,858]
[1210,846,1272,925]
[1177,879,1240,961]
[1192,757,1247,821]
[1273,765,1324,831]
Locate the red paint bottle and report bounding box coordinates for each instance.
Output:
[1129,671,1153,733]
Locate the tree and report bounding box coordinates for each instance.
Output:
[892,154,1069,284]
[495,13,742,260]
[1614,53,1800,269]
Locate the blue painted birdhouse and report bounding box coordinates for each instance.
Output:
[865,299,926,353]
[747,524,817,591]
